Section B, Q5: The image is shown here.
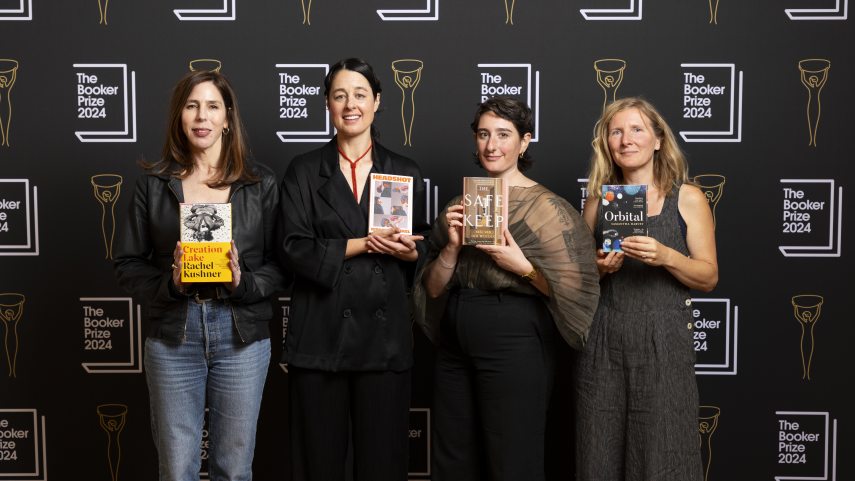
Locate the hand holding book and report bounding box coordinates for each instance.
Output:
[619,235,669,266]
[366,228,424,261]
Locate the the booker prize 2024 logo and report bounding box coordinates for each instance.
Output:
[0,409,47,481]
[786,0,848,20]
[275,64,329,143]
[174,0,235,21]
[0,0,32,20]
[79,297,142,374]
[580,0,642,20]
[691,298,739,375]
[774,412,838,481]
[679,63,743,143]
[73,64,137,142]
[0,179,39,256]
[477,63,540,142]
[779,179,842,257]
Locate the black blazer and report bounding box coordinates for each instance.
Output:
[279,139,429,371]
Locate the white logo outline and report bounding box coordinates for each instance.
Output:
[774,411,838,481]
[779,179,843,257]
[0,409,47,480]
[174,0,236,21]
[692,298,739,376]
[275,64,331,143]
[79,297,143,374]
[377,0,439,21]
[0,0,32,20]
[0,179,39,256]
[786,0,848,20]
[73,64,138,143]
[477,63,540,142]
[580,0,643,20]
[679,63,744,143]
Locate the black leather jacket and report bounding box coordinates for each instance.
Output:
[113,164,286,343]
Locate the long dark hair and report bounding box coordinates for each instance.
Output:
[324,58,382,140]
[146,70,256,187]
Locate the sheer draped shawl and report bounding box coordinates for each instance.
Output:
[412,184,600,350]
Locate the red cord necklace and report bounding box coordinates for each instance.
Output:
[337,142,373,201]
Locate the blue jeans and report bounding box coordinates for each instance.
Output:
[144,299,270,481]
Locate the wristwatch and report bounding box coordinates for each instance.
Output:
[521,267,538,282]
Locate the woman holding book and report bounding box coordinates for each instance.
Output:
[113,70,285,481]
[278,57,428,481]
[413,96,600,480]
[576,97,718,481]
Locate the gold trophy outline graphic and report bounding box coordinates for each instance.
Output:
[98,0,110,25]
[692,174,725,227]
[97,403,128,481]
[594,59,626,111]
[698,405,720,481]
[708,0,719,24]
[189,58,222,73]
[91,174,123,260]
[0,292,25,378]
[0,59,19,147]
[504,0,516,24]
[798,59,830,147]
[301,0,313,24]
[392,59,423,147]
[792,294,823,381]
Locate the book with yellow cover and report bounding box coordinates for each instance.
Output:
[179,203,232,283]
[462,177,507,245]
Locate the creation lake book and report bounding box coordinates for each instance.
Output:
[462,177,507,246]
[601,184,647,253]
[368,173,414,234]
[179,202,232,283]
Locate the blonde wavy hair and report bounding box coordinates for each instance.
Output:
[586,97,688,200]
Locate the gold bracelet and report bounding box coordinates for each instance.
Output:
[437,254,456,269]
[521,267,538,282]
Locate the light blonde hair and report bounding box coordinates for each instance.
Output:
[586,97,688,200]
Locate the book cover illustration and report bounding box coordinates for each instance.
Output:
[179,203,232,283]
[601,184,647,253]
[368,173,413,234]
[462,177,507,246]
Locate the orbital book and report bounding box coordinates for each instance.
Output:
[368,173,413,234]
[600,184,647,253]
[179,203,232,283]
[462,177,507,245]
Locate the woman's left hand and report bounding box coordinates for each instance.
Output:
[620,235,671,266]
[366,228,424,262]
[475,229,533,276]
[226,240,241,290]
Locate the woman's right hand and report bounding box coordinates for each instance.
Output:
[596,249,624,277]
[445,203,465,249]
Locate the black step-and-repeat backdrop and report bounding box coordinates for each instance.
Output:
[1,1,852,480]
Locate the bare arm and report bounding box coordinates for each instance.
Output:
[621,184,718,291]
[423,204,463,298]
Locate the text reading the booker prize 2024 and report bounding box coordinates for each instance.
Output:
[682,72,726,119]
[279,73,321,119]
[0,198,20,233]
[778,419,820,464]
[480,73,522,102]
[82,305,124,351]
[782,187,825,234]
[691,308,721,353]
[76,73,118,119]
[0,418,29,462]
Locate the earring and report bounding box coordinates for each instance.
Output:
[223,127,230,135]
[519,152,525,159]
